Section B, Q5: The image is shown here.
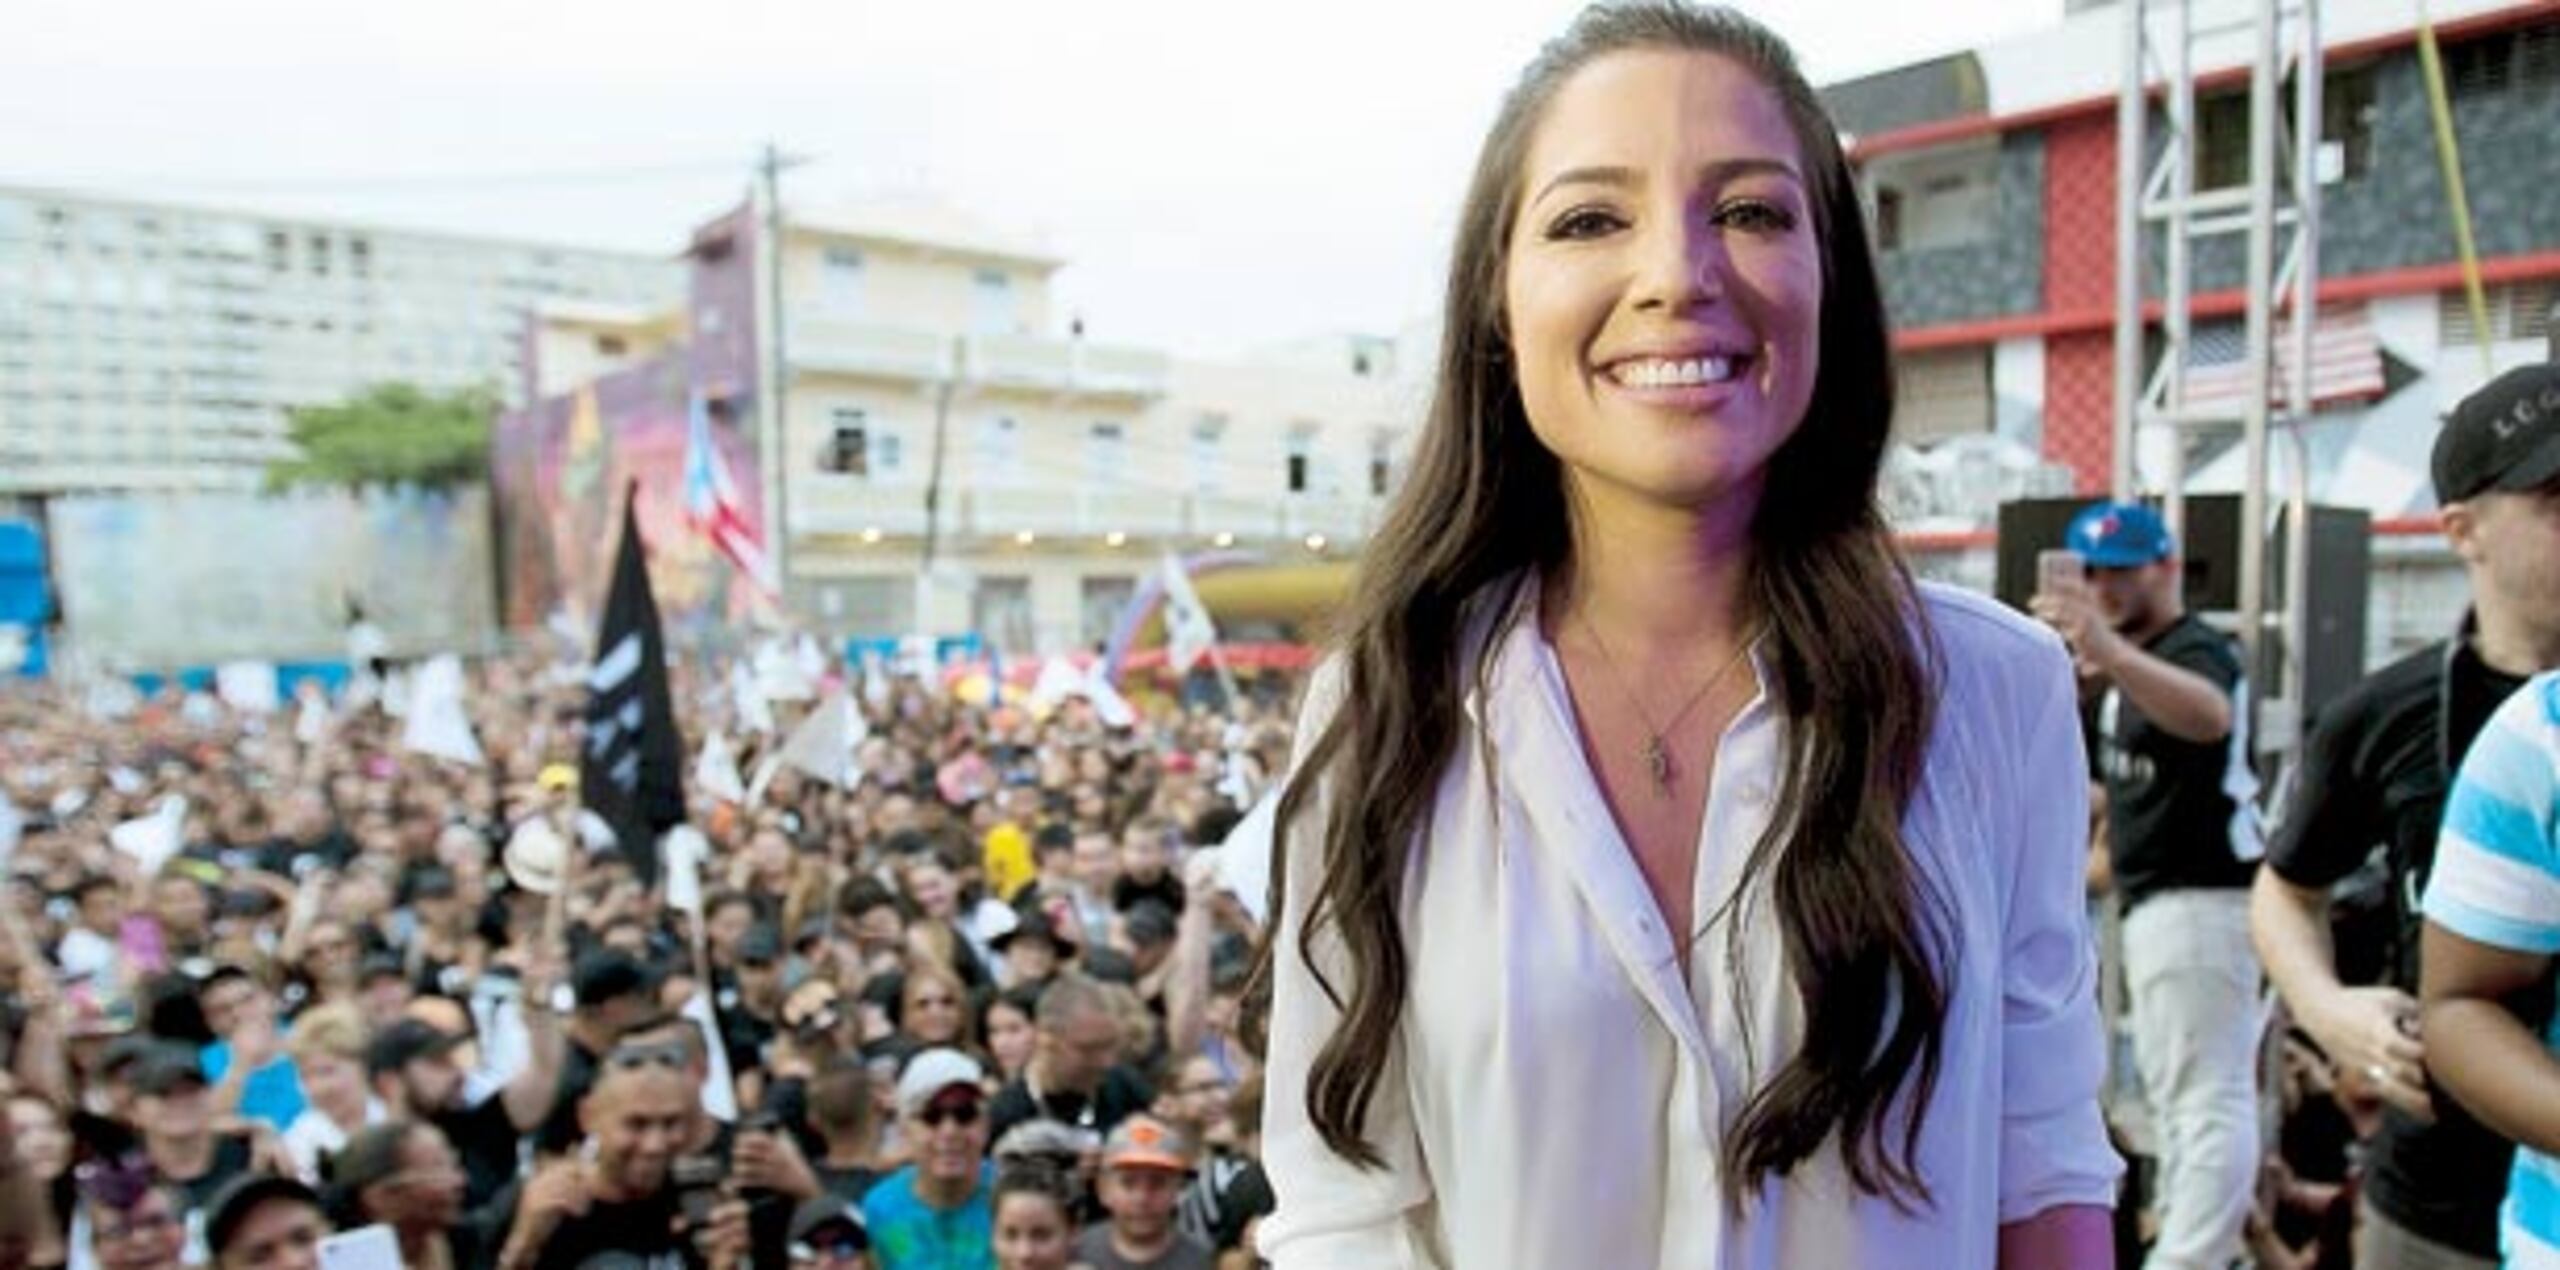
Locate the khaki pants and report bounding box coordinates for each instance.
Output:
[2124,889,2262,1270]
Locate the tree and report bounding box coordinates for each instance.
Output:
[265,382,496,490]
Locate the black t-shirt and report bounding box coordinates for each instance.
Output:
[1176,1148,1258,1251]
[987,1065,1156,1146]
[538,1038,604,1158]
[2098,615,2258,910]
[437,1092,527,1212]
[531,1190,695,1270]
[2265,632,2530,1257]
[1112,872,1186,917]
[166,1134,255,1218]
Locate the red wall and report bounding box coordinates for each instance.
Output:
[2042,114,2118,492]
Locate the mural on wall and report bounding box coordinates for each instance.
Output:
[491,353,766,639]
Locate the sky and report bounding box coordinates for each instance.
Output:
[1,0,2065,359]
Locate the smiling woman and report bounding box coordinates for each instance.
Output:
[1248,4,2121,1268]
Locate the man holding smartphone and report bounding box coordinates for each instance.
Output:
[2035,499,2264,1270]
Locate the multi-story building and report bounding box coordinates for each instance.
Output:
[0,184,680,494]
[761,199,1408,651]
[1827,0,2560,516]
[499,197,1408,653]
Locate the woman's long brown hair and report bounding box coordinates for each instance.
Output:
[1246,0,1952,1211]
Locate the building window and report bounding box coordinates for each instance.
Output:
[974,576,1036,654]
[974,415,1021,486]
[350,237,372,279]
[1190,414,1227,494]
[2442,280,2559,347]
[266,229,290,274]
[972,270,1014,335]
[1368,431,1397,497]
[596,335,628,357]
[1286,428,1315,494]
[822,408,870,476]
[2321,64,2379,182]
[1086,421,1127,486]
[308,233,330,277]
[823,247,864,315]
[1080,576,1136,649]
[1872,186,1904,251]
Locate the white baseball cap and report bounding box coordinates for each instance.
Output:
[894,1048,987,1119]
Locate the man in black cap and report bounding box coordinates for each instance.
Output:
[128,1043,268,1228]
[716,923,786,1104]
[991,902,1065,992]
[535,948,663,1158]
[205,1174,328,1270]
[785,1195,870,1268]
[2255,360,2560,1267]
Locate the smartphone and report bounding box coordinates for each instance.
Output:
[2036,548,2085,596]
[671,1151,726,1227]
[318,1225,401,1270]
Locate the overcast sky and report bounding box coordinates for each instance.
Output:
[2,0,2063,358]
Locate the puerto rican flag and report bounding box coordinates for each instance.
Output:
[684,390,779,598]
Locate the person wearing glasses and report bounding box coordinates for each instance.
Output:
[320,1121,485,1270]
[73,1157,186,1270]
[786,1196,874,1270]
[862,1049,997,1270]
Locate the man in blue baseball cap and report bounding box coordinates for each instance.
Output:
[2035,498,2263,1270]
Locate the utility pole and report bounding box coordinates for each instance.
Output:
[754,142,809,611]
[917,337,966,641]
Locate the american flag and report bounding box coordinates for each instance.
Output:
[2180,305,2386,415]
[683,390,779,597]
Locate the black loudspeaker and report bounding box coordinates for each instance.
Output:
[1993,494,2372,720]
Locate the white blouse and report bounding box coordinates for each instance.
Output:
[1258,579,2121,1269]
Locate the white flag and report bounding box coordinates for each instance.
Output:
[1218,791,1278,927]
[215,662,280,714]
[1081,663,1138,729]
[1160,553,1219,675]
[111,795,188,878]
[693,731,747,806]
[1027,656,1086,719]
[401,655,484,767]
[772,690,867,789]
[679,988,739,1123]
[661,825,710,917]
[294,688,330,746]
[730,662,775,736]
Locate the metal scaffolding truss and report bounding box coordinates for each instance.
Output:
[2113,0,2328,772]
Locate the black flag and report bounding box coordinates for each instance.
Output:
[583,485,686,886]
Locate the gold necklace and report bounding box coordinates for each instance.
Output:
[1574,612,1760,795]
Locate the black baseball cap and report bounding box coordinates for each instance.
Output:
[2432,363,2560,503]
[131,1044,211,1097]
[205,1175,324,1258]
[738,923,784,966]
[787,1196,871,1251]
[366,1018,464,1076]
[573,949,657,1009]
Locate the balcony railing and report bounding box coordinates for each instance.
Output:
[775,486,1386,545]
[964,333,1168,398]
[785,314,954,381]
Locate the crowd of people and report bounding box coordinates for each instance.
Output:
[0,643,1296,1270]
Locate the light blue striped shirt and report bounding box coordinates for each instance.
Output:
[2424,671,2560,1268]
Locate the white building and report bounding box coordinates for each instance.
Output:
[0,184,680,493]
